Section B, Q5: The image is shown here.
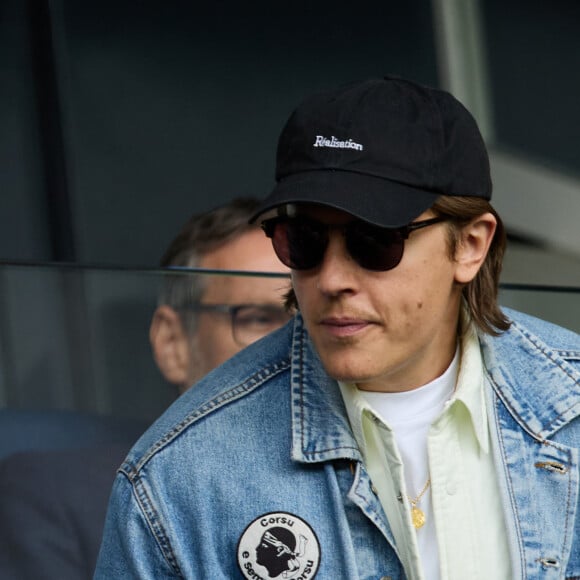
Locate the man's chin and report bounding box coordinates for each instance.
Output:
[319,360,373,385]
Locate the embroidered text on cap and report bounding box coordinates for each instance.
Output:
[313,135,363,151]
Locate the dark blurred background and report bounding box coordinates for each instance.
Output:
[2,0,579,269]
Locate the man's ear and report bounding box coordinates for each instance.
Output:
[149,305,192,386]
[453,212,497,284]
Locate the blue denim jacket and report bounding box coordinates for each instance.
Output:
[95,309,580,579]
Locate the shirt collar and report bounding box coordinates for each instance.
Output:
[451,310,489,453]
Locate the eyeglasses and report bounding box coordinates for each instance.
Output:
[261,215,446,272]
[189,303,292,346]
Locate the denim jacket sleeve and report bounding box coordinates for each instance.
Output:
[95,471,179,578]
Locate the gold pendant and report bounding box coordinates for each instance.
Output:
[411,506,426,529]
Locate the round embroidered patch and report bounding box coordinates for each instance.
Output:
[237,511,321,579]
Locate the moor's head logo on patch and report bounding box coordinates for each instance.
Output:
[237,511,320,579]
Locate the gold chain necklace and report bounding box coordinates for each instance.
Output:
[406,478,431,529]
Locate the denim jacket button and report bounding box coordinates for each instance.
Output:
[380,576,392,580]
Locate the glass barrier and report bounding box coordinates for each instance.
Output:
[0,262,292,424]
[0,262,578,426]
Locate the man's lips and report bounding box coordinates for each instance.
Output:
[318,316,375,337]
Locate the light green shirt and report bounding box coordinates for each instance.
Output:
[339,318,511,580]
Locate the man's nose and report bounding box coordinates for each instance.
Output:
[315,232,360,296]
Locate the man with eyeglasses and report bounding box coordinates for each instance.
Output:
[149,197,291,390]
[96,78,580,579]
[0,197,290,580]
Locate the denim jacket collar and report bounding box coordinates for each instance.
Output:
[480,310,580,441]
[289,314,362,465]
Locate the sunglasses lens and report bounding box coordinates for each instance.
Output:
[264,217,406,271]
[268,218,327,270]
[347,223,404,271]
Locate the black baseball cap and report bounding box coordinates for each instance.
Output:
[251,76,492,227]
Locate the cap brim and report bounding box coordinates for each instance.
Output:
[250,170,440,228]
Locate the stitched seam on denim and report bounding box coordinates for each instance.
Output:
[514,322,580,386]
[562,448,573,571]
[485,366,543,443]
[301,445,361,462]
[132,474,184,577]
[557,350,580,360]
[350,461,401,560]
[493,395,527,572]
[538,442,574,565]
[502,323,580,434]
[130,361,291,474]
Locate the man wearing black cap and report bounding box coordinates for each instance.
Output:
[95,77,580,580]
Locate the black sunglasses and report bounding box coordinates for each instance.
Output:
[261,215,447,272]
